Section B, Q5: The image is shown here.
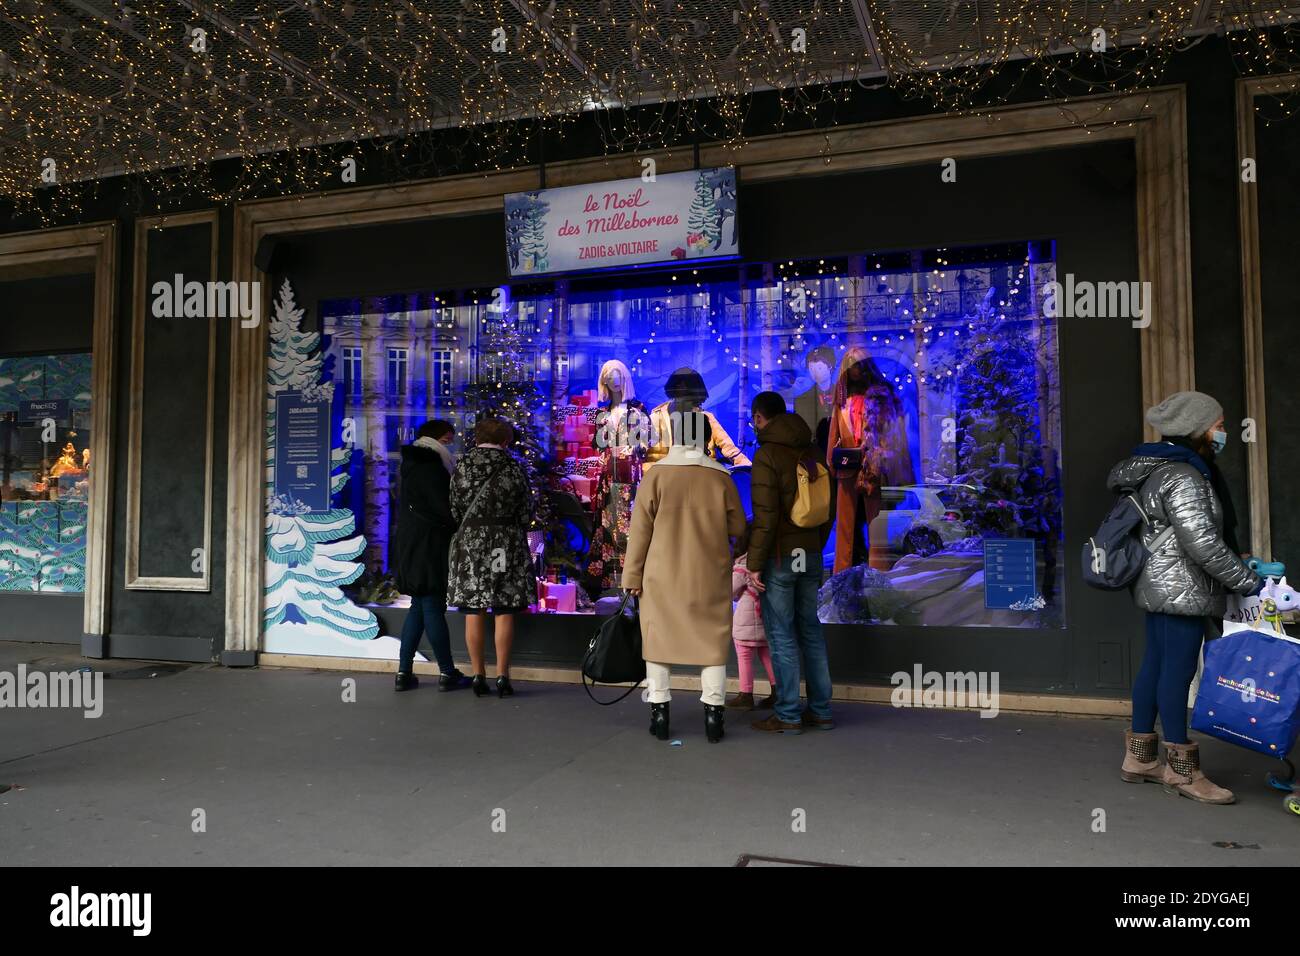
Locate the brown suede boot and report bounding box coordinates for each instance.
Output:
[1120,730,1163,784]
[726,691,755,710]
[1161,741,1235,805]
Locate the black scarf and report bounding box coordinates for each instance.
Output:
[1166,436,1241,555]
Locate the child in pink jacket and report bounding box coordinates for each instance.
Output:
[729,549,776,710]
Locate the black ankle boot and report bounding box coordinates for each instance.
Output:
[394,671,418,692]
[471,674,492,697]
[649,702,670,740]
[496,675,514,698]
[704,704,725,743]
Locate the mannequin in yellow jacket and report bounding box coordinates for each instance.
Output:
[643,366,751,470]
[644,401,750,469]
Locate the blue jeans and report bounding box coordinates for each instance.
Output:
[759,555,832,723]
[1131,611,1205,744]
[398,594,455,674]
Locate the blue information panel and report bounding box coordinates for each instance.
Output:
[275,391,331,513]
[18,398,70,424]
[984,538,1037,610]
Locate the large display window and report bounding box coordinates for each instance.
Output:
[0,352,94,593]
[286,240,1063,634]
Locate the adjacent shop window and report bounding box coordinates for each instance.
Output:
[317,242,1064,628]
[0,352,93,593]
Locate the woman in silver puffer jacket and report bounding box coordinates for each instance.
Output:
[1111,391,1261,805]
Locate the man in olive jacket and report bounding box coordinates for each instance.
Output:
[745,391,835,733]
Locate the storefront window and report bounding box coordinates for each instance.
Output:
[0,352,93,593]
[310,241,1063,629]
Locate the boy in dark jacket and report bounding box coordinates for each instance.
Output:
[745,391,834,734]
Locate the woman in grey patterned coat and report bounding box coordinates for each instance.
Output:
[1109,390,1261,805]
[448,417,536,698]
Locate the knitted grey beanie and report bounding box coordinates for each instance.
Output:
[1145,390,1223,438]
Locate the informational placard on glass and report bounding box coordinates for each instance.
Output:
[274,390,331,513]
[504,166,739,276]
[984,538,1038,610]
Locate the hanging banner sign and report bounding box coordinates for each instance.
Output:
[504,166,739,277]
[275,390,332,513]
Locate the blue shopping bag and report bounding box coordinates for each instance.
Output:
[1191,628,1300,759]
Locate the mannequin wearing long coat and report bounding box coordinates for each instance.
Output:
[827,355,914,573]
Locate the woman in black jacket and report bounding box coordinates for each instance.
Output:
[394,420,470,692]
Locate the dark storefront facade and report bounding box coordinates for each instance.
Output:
[1,39,1296,713]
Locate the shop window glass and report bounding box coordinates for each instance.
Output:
[0,352,93,593]
[316,242,1064,628]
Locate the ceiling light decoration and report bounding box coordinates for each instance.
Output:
[0,0,1295,224]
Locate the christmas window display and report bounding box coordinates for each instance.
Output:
[313,240,1064,630]
[0,352,93,593]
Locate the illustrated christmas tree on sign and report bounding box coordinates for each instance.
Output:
[264,278,379,641]
[506,192,550,273]
[687,171,719,253]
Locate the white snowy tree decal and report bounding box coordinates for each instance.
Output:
[686,171,719,252]
[264,279,378,640]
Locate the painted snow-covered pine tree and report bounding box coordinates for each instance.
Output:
[687,171,719,252]
[519,192,550,273]
[264,278,379,641]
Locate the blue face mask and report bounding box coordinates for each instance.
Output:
[1210,429,1227,455]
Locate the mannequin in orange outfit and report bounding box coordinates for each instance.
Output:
[826,348,914,573]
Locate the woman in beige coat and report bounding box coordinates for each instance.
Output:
[623,409,747,743]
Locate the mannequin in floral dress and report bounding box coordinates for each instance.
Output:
[584,359,649,591]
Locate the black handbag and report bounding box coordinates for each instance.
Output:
[831,446,864,476]
[581,592,645,705]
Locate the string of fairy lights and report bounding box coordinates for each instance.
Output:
[0,1,1298,224]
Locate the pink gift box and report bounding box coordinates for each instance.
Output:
[543,581,577,613]
[568,475,592,499]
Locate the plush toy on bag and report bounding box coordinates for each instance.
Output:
[1192,564,1300,813]
[1226,577,1298,635]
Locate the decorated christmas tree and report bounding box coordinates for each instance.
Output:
[687,171,719,252]
[264,279,378,640]
[459,301,573,566]
[926,285,1062,596]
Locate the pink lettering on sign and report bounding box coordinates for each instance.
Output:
[583,194,599,212]
[557,218,579,237]
[602,187,650,211]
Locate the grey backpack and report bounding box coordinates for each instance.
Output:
[1081,475,1175,590]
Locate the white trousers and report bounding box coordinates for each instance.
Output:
[644,661,727,706]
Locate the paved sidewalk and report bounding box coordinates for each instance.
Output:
[3,641,1297,866]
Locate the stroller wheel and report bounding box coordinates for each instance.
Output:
[1284,794,1300,817]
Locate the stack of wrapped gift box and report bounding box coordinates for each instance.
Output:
[556,389,602,503]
